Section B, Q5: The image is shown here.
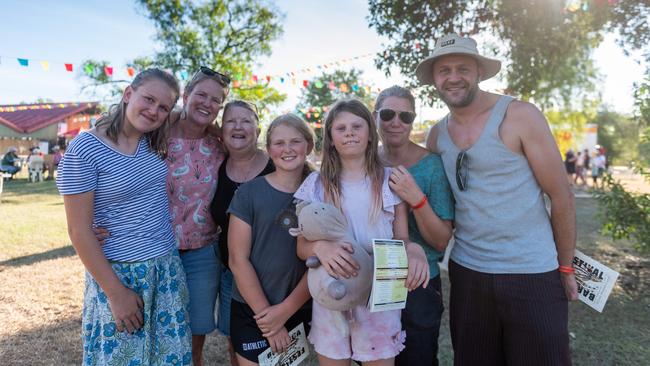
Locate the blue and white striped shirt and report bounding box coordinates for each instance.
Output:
[57,132,176,262]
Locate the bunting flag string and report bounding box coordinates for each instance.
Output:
[0,52,379,93]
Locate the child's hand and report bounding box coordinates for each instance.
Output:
[255,303,291,337]
[92,226,110,245]
[405,242,430,290]
[267,326,291,354]
[314,240,359,279]
[107,286,144,333]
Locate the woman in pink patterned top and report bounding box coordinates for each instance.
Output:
[166,66,230,366]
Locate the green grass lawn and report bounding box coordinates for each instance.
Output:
[1,179,648,365]
[0,179,69,262]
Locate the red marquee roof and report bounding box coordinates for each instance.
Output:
[0,102,99,134]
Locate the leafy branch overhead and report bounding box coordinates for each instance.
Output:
[297,69,373,151]
[298,69,374,112]
[80,0,286,107]
[367,0,648,108]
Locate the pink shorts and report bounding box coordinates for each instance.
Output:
[308,302,405,362]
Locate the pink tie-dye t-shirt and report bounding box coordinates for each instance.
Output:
[166,135,225,250]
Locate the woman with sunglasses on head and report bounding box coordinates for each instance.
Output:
[375,86,454,366]
[165,66,233,366]
[209,100,274,366]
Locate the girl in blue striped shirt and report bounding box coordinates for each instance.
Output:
[57,68,192,366]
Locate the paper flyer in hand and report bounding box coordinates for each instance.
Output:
[258,323,309,366]
[368,239,408,312]
[573,250,620,313]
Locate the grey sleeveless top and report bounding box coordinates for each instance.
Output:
[437,96,558,274]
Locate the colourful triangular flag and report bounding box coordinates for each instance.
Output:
[104,66,113,77]
[84,64,94,75]
[65,63,73,72]
[40,61,50,71]
[17,58,29,67]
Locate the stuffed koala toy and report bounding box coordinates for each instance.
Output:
[289,201,373,311]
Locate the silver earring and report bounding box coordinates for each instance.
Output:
[180,108,187,120]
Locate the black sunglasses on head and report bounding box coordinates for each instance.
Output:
[199,66,231,86]
[456,150,469,191]
[377,108,416,124]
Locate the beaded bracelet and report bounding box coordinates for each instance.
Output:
[558,265,575,274]
[412,195,428,210]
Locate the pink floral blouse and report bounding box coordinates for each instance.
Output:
[166,135,225,250]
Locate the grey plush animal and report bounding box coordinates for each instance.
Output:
[289,201,373,311]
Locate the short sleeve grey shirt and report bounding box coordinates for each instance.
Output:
[227,176,307,305]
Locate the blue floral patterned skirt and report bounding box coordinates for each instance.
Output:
[81,251,192,366]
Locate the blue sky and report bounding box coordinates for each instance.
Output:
[0,0,643,119]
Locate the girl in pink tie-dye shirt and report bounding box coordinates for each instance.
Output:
[295,99,430,365]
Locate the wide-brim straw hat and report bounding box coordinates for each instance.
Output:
[415,33,501,85]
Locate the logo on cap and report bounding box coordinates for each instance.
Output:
[441,39,455,47]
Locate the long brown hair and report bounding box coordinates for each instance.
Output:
[321,99,384,222]
[266,113,315,181]
[95,68,180,157]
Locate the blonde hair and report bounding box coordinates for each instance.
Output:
[321,99,384,222]
[95,68,179,158]
[266,113,315,181]
[375,85,416,111]
[184,68,230,101]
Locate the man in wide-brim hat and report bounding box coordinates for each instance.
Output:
[422,33,578,366]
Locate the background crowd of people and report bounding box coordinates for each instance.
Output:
[564,146,608,188]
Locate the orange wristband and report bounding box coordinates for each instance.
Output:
[558,265,575,274]
[411,195,428,210]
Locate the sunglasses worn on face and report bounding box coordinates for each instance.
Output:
[456,150,469,191]
[199,66,231,87]
[377,108,416,124]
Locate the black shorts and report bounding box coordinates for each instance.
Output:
[449,261,570,366]
[230,300,312,362]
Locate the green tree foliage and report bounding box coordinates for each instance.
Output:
[367,0,616,107]
[595,88,650,255]
[80,0,285,107]
[298,69,374,111]
[635,78,650,166]
[297,69,374,151]
[595,174,650,254]
[595,0,650,254]
[591,110,648,166]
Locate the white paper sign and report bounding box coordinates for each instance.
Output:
[258,323,309,366]
[368,239,408,312]
[573,250,619,312]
